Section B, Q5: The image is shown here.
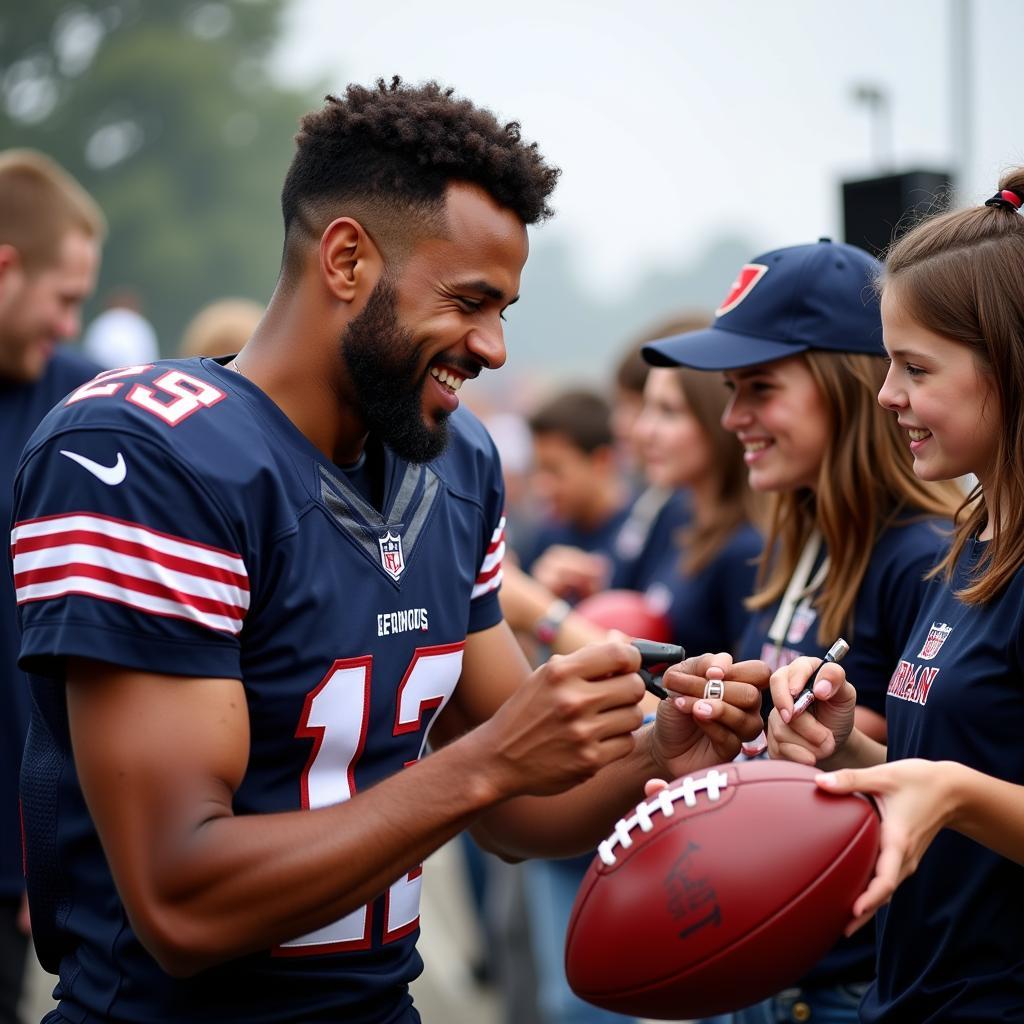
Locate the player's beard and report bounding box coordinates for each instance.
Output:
[341,277,451,463]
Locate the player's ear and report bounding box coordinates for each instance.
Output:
[318,218,383,303]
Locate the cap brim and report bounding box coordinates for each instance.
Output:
[642,326,808,371]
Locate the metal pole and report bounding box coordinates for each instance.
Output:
[950,0,972,202]
[852,84,892,173]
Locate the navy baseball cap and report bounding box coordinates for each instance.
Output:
[643,239,884,370]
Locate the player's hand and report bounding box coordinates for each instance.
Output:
[479,641,645,797]
[649,654,768,776]
[814,758,955,935]
[531,545,610,600]
[766,657,856,766]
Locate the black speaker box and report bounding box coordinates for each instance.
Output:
[842,170,954,257]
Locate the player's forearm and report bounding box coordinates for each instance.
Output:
[128,734,504,976]
[471,725,658,860]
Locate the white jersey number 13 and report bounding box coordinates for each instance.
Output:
[274,642,464,956]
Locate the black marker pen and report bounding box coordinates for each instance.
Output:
[632,639,685,700]
[791,638,849,717]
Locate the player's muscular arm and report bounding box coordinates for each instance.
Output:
[67,656,573,977]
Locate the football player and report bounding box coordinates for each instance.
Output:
[12,80,766,1023]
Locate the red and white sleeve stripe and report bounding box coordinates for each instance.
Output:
[11,512,249,635]
[471,515,505,600]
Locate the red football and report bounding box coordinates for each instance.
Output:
[565,759,880,1019]
[574,589,673,644]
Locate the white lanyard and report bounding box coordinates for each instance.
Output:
[767,529,829,650]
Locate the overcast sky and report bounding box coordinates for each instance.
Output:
[273,0,1024,296]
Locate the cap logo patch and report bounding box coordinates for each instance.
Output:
[716,263,769,317]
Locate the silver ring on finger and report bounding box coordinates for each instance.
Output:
[703,679,725,700]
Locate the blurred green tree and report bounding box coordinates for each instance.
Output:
[0,0,318,352]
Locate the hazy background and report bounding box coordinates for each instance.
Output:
[3,0,1022,397]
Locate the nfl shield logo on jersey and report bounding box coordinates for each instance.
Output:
[918,621,952,660]
[378,530,405,581]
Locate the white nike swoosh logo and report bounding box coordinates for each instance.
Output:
[59,450,127,486]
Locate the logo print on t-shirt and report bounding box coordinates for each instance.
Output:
[785,598,817,645]
[917,621,952,660]
[379,530,405,581]
[715,264,769,317]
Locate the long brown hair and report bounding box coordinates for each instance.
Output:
[747,350,962,642]
[882,167,1024,603]
[671,368,762,574]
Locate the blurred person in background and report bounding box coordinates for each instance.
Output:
[645,239,962,1024]
[178,297,263,359]
[531,315,712,616]
[608,314,708,599]
[609,334,652,487]
[629,363,762,656]
[81,287,159,368]
[520,389,631,597]
[0,149,104,1024]
[610,311,711,484]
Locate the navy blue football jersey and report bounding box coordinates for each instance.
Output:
[860,539,1024,1023]
[11,358,506,1023]
[735,515,950,990]
[0,347,99,903]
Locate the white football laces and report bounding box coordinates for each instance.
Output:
[597,769,729,866]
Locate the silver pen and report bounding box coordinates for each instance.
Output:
[791,638,849,717]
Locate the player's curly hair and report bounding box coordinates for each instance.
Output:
[280,77,560,271]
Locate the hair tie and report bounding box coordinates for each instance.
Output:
[984,189,1023,211]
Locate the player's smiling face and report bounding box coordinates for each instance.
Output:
[400,183,526,401]
[342,182,526,462]
[721,355,830,493]
[878,285,1000,486]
